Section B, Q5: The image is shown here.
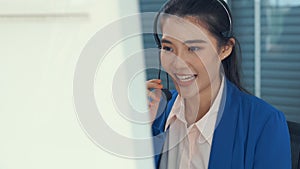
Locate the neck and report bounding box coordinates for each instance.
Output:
[184,77,222,126]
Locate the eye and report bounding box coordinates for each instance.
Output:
[188,46,201,52]
[162,46,174,52]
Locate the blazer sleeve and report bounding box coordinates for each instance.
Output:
[253,111,291,169]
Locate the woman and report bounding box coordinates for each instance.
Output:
[147,0,291,169]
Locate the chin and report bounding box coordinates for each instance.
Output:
[175,82,200,99]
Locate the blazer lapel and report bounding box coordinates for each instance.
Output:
[208,80,240,169]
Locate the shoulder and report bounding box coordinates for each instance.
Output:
[225,80,288,140]
[240,88,285,123]
[226,80,285,122]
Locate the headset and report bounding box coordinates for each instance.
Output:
[152,0,233,102]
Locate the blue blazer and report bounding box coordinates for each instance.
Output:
[152,79,291,169]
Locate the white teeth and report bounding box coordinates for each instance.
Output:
[176,74,196,82]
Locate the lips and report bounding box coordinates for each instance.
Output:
[174,73,197,86]
[176,74,196,81]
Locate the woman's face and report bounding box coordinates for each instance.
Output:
[160,16,223,98]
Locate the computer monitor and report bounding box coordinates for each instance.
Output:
[73,11,156,169]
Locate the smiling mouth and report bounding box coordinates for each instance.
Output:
[175,74,198,83]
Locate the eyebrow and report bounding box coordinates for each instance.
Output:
[184,39,207,44]
[161,39,207,44]
[161,39,172,44]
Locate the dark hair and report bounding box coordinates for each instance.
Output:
[158,0,247,92]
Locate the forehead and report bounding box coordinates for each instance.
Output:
[161,15,213,43]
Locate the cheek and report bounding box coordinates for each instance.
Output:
[160,55,173,71]
[198,54,221,79]
[198,47,220,66]
[193,50,221,80]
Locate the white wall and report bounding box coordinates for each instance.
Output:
[0,0,152,168]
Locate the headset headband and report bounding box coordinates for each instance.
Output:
[216,0,233,37]
[153,0,233,49]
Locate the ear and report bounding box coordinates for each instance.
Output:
[220,38,235,61]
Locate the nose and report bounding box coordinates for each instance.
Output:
[172,50,189,70]
[173,57,187,70]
